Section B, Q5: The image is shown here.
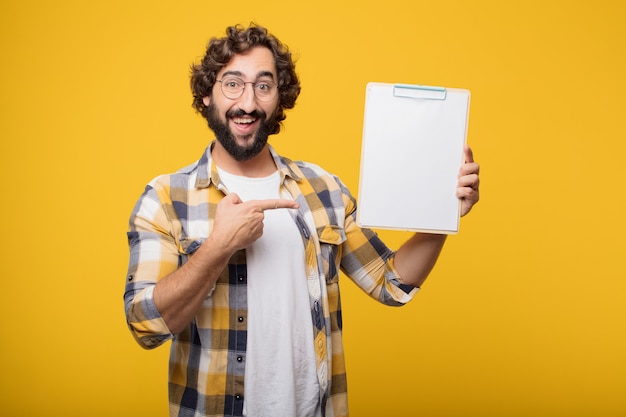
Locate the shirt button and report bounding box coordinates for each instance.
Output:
[238,316,244,323]
[237,355,243,362]
[238,275,244,282]
[235,394,242,400]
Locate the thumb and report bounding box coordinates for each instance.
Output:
[464,145,475,164]
[223,193,243,205]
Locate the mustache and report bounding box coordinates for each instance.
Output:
[226,108,266,119]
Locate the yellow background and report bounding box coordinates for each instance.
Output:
[1,0,624,416]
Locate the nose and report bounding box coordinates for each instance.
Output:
[237,84,257,113]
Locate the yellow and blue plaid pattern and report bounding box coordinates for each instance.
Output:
[124,143,418,417]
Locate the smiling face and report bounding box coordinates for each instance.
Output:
[202,47,280,162]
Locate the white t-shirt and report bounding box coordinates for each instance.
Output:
[217,168,322,417]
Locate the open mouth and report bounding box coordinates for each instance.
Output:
[229,116,260,136]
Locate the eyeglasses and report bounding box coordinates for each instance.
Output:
[217,77,278,102]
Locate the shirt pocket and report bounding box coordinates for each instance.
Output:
[317,225,346,284]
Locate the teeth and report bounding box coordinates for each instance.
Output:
[233,117,256,124]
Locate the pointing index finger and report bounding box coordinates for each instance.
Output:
[255,199,300,211]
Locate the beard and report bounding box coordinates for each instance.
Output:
[206,102,278,162]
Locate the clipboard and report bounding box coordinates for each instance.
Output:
[356,82,470,234]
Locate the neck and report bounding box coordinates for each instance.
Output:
[211,141,276,178]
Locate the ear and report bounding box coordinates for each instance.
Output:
[202,96,211,107]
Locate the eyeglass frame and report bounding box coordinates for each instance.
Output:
[216,76,279,102]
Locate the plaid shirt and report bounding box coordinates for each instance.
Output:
[124,143,418,417]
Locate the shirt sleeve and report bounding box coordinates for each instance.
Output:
[338,181,419,306]
[124,179,178,349]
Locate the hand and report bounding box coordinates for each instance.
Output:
[457,145,480,217]
[210,193,299,252]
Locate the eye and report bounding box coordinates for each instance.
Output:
[222,78,243,89]
[256,82,271,91]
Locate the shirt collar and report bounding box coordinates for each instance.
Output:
[194,140,302,189]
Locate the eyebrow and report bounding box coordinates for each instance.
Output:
[221,70,276,81]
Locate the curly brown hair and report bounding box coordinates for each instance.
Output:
[190,24,301,135]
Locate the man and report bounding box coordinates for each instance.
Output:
[124,24,480,417]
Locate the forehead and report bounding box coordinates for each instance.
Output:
[218,46,277,79]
